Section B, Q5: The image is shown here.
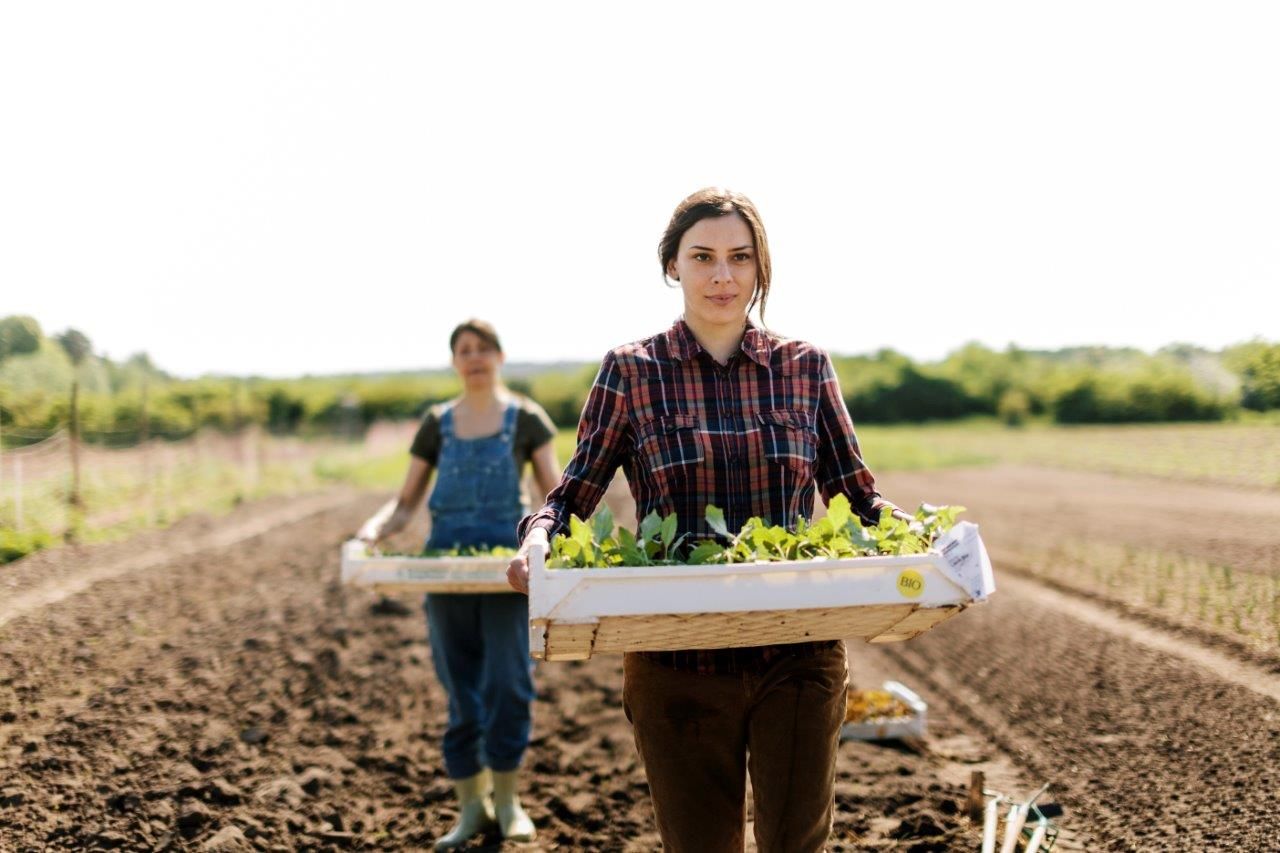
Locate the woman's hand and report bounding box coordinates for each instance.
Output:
[356,517,384,546]
[356,499,409,547]
[890,507,926,536]
[507,528,549,595]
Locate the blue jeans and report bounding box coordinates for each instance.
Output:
[425,591,535,778]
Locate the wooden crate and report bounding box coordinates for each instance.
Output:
[340,540,513,594]
[529,521,995,661]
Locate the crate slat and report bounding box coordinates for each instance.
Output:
[340,540,512,594]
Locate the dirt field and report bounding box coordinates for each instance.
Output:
[2,464,1278,850]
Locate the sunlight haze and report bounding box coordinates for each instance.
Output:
[2,1,1277,377]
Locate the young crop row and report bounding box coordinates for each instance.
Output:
[546,495,966,569]
[1019,540,1280,651]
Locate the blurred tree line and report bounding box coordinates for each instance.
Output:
[0,315,463,448]
[2,313,1278,448]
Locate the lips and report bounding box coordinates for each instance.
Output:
[708,295,735,306]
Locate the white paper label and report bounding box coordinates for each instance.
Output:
[934,521,995,600]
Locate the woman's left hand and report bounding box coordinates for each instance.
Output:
[890,508,926,536]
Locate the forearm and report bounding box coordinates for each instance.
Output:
[814,351,897,525]
[361,456,430,542]
[380,499,417,535]
[518,472,610,541]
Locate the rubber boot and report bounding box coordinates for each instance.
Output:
[492,768,536,842]
[433,769,496,850]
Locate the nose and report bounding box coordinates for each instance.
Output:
[712,259,732,284]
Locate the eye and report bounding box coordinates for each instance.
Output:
[692,252,711,262]
[732,252,753,263]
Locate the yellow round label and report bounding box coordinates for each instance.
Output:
[896,569,925,599]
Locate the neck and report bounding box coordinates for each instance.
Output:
[459,384,504,409]
[684,315,746,365]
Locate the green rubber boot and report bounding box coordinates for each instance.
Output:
[492,768,536,842]
[433,769,496,850]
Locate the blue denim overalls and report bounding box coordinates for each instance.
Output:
[424,400,535,780]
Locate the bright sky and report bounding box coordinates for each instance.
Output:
[3,2,1277,378]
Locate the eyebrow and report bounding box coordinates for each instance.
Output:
[689,245,754,252]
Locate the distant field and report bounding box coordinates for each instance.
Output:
[859,420,1280,488]
[552,419,1280,489]
[0,425,418,564]
[9,419,1271,564]
[550,425,992,474]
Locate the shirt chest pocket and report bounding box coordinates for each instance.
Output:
[636,414,705,479]
[757,409,818,476]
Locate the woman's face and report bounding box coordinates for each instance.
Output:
[451,331,504,389]
[667,214,758,330]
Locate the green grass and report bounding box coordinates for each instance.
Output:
[315,449,413,490]
[552,425,993,473]
[553,429,579,467]
[7,418,1273,567]
[0,443,413,565]
[856,419,1280,487]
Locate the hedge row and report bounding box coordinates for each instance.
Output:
[3,336,1278,446]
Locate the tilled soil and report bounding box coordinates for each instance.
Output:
[1,491,994,851]
[876,467,1280,852]
[883,464,1280,576]
[3,463,1277,850]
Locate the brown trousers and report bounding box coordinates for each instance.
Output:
[622,645,848,853]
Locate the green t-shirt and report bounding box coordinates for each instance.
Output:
[409,395,556,472]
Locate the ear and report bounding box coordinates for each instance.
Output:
[666,261,679,282]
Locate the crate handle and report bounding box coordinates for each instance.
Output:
[527,531,549,614]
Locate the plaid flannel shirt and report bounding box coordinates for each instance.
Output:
[519,318,895,674]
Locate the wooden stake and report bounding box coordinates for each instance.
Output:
[966,771,986,822]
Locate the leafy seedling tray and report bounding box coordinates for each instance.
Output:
[341,540,513,594]
[528,522,995,661]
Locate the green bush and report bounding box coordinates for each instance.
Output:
[1052,367,1230,423]
[0,527,54,564]
[1226,341,1280,411]
[997,389,1032,426]
[835,351,978,423]
[530,365,600,428]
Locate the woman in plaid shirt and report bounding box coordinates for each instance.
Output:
[508,188,914,852]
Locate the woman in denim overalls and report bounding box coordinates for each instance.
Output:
[359,320,561,850]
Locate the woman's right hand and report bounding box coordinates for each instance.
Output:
[356,499,409,547]
[507,528,549,595]
[356,517,384,547]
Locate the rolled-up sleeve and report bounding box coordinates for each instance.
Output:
[517,351,631,541]
[813,351,896,526]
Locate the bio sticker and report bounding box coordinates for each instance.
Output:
[896,569,924,599]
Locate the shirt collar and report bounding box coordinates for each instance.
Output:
[668,317,772,368]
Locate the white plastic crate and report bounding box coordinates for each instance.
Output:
[340,540,513,594]
[840,680,928,741]
[529,521,995,661]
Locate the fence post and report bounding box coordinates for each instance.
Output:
[13,453,22,531]
[69,379,82,508]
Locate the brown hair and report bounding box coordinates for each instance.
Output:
[449,318,502,354]
[658,187,773,323]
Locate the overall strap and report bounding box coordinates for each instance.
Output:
[499,399,519,444]
[438,402,456,439]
